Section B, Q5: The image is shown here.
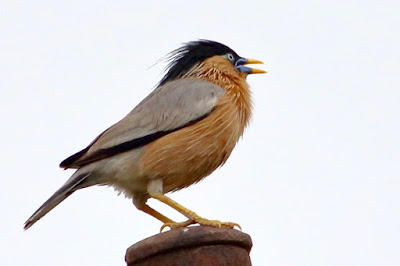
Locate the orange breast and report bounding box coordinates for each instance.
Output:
[139,56,252,193]
[138,96,239,192]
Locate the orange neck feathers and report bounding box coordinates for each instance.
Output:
[184,56,253,128]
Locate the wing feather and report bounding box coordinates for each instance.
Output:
[60,78,224,168]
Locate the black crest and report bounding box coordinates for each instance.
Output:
[158,40,239,86]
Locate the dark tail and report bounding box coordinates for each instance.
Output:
[24,173,90,230]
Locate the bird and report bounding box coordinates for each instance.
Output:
[24,40,266,231]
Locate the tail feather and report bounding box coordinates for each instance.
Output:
[24,173,90,230]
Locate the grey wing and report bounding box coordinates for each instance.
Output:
[60,78,225,168]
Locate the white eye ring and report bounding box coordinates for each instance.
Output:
[226,53,235,62]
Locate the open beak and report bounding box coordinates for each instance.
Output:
[235,58,266,74]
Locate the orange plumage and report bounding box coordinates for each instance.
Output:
[141,56,252,193]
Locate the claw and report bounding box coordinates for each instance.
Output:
[159,218,241,232]
[160,219,195,232]
[194,218,242,230]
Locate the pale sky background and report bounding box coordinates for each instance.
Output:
[1,0,399,265]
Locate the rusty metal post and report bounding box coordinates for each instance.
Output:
[125,226,252,266]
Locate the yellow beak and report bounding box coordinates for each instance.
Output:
[236,58,266,74]
[244,58,267,74]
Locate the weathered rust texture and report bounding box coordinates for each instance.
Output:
[125,226,252,266]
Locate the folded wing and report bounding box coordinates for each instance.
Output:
[60,78,225,169]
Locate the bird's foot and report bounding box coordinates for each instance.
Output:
[160,216,241,232]
[193,217,242,230]
[160,219,196,232]
[150,193,241,232]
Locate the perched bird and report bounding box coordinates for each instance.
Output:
[24,40,265,231]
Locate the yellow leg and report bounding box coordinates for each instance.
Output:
[150,193,241,231]
[138,204,175,224]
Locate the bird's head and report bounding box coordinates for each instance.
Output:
[158,40,265,86]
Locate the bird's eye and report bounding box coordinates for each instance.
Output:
[225,53,235,62]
